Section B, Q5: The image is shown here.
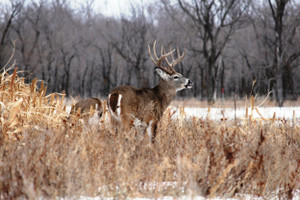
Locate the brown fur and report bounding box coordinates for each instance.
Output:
[70,98,103,118]
[108,80,177,141]
[108,93,119,113]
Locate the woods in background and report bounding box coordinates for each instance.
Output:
[1,0,300,106]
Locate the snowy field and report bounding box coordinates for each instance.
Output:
[67,104,300,121]
[65,190,300,200]
[169,106,300,121]
[71,195,300,200]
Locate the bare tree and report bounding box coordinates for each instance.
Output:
[0,0,24,67]
[1,0,300,101]
[162,0,250,102]
[93,41,114,96]
[12,1,43,82]
[107,5,154,88]
[267,0,300,106]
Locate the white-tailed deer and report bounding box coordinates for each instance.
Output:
[70,98,103,123]
[107,41,192,142]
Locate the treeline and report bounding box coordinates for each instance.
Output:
[1,0,300,106]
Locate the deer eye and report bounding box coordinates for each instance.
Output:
[173,76,179,80]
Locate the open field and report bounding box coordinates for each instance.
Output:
[171,97,300,108]
[1,68,300,199]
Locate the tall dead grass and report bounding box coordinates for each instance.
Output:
[0,65,300,199]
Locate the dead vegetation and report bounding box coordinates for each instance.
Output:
[0,66,300,199]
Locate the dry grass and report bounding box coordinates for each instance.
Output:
[1,66,300,200]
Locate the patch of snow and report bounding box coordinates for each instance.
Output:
[63,191,300,200]
[170,107,300,121]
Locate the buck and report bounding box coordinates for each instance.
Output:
[107,41,192,142]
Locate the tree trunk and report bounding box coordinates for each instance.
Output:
[213,57,223,101]
[206,61,215,103]
[275,56,284,107]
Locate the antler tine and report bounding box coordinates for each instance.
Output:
[156,48,174,72]
[148,44,156,65]
[172,47,187,67]
[164,45,174,68]
[148,41,161,65]
[169,44,175,62]
[148,41,176,74]
[153,41,159,60]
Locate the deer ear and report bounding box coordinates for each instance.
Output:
[155,67,170,81]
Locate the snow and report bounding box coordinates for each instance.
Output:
[169,106,300,121]
[67,103,300,122]
[64,190,300,200]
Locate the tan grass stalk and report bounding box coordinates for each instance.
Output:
[9,67,18,94]
[255,108,266,121]
[209,160,239,198]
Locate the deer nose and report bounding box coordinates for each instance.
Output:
[186,80,192,88]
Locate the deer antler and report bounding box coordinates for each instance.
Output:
[148,41,177,74]
[165,46,187,68]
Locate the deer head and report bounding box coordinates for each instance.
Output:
[148,41,192,92]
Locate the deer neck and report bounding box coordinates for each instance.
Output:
[154,79,177,111]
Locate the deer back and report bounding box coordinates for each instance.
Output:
[108,85,166,125]
[70,98,103,118]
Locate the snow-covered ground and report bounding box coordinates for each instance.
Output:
[67,104,300,122]
[170,106,300,121]
[66,190,300,200]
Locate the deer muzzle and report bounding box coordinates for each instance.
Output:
[185,80,192,89]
